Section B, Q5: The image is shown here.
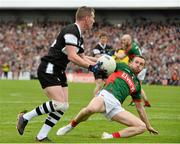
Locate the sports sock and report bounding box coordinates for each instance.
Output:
[23,101,55,121]
[37,110,64,140]
[112,132,121,138]
[71,119,78,127]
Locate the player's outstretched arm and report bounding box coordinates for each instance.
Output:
[134,101,158,135]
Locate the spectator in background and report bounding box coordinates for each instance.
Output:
[0,14,179,85]
[2,62,10,79]
[170,66,179,85]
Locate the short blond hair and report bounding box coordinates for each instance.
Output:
[76,6,95,21]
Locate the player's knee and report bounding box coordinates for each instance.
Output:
[52,100,69,112]
[136,123,146,134]
[85,106,97,114]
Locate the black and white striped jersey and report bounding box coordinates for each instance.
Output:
[92,43,112,57]
[41,23,84,70]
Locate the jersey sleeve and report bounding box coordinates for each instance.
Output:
[131,91,142,102]
[92,45,101,55]
[126,43,141,55]
[62,25,84,53]
[130,80,142,103]
[64,34,78,45]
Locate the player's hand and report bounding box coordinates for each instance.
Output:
[147,126,158,135]
[88,61,103,73]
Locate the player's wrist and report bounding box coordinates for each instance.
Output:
[88,65,93,71]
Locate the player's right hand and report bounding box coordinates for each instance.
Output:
[147,126,158,135]
[88,61,103,73]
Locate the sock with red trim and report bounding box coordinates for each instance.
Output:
[71,120,78,127]
[112,132,121,138]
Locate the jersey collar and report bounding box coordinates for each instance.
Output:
[75,23,82,37]
[99,42,107,49]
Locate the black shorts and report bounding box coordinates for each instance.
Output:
[37,61,68,89]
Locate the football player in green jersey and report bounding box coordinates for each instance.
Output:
[56,56,158,139]
[114,34,151,107]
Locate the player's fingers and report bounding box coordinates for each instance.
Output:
[151,130,158,135]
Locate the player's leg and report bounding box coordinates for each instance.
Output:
[16,86,68,136]
[102,110,146,139]
[56,94,105,136]
[17,65,69,139]
[36,86,68,140]
[75,94,105,122]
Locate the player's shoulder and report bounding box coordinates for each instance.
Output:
[62,24,79,36]
[116,62,129,70]
[132,42,139,49]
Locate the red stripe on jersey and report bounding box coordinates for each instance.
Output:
[105,70,136,94]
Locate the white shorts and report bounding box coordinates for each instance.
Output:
[97,89,125,120]
[137,68,147,81]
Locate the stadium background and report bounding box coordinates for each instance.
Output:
[0,0,180,143]
[0,0,179,85]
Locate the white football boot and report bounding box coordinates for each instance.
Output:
[56,124,73,136]
[101,132,113,139]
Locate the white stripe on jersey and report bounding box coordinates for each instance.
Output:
[64,33,78,45]
[93,49,101,55]
[63,33,80,55]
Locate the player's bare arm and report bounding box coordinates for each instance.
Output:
[134,101,158,135]
[114,51,126,59]
[66,45,91,68]
[83,55,98,63]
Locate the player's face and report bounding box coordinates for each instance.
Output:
[130,57,145,74]
[120,37,130,49]
[100,36,108,44]
[85,12,95,30]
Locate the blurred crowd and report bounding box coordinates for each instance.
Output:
[0,19,179,85]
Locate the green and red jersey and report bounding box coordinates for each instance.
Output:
[125,42,142,61]
[104,62,142,104]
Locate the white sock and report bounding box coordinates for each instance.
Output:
[23,109,38,121]
[37,111,64,139]
[37,124,51,140]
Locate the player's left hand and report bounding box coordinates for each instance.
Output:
[147,126,158,135]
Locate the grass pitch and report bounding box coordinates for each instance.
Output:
[0,80,180,143]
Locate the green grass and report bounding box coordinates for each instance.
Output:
[0,80,180,143]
